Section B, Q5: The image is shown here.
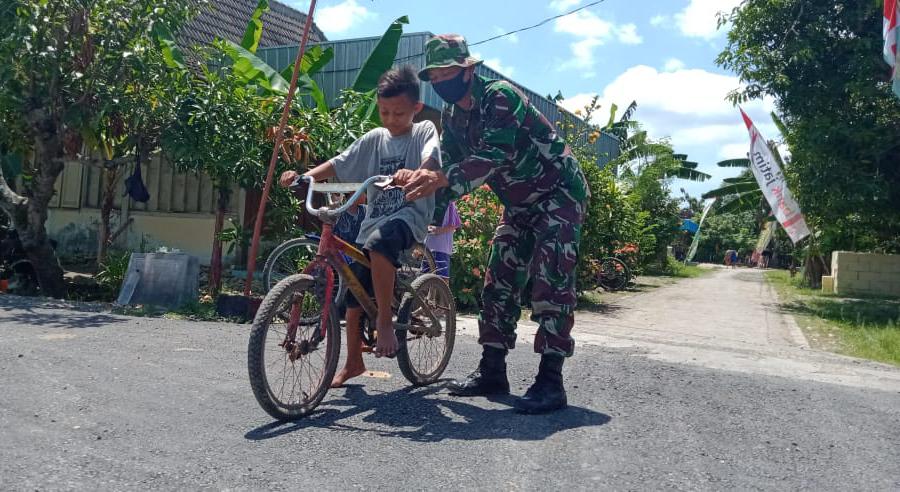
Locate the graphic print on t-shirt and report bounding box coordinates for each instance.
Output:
[370,155,407,219]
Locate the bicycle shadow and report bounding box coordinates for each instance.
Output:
[245,382,611,443]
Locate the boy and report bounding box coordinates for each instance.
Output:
[279,65,438,387]
[425,201,460,279]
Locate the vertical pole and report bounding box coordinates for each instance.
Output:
[243,0,318,297]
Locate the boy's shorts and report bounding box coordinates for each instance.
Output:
[346,219,416,308]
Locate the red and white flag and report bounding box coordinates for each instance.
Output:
[740,109,810,244]
[884,0,900,97]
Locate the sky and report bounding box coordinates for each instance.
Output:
[283,0,778,199]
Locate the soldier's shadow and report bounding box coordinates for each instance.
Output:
[245,383,611,442]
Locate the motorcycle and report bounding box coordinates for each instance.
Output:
[0,227,40,295]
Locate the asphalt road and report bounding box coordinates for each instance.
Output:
[1,275,899,490]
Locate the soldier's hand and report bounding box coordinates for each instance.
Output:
[403,169,449,201]
[392,168,415,187]
[279,170,299,188]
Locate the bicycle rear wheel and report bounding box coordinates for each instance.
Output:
[397,243,436,284]
[248,273,340,421]
[395,273,456,386]
[263,237,345,296]
[597,257,629,291]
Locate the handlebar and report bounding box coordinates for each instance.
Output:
[292,174,393,219]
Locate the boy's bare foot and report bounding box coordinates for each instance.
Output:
[374,323,399,358]
[331,364,366,388]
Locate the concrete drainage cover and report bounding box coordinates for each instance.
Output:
[116,253,199,310]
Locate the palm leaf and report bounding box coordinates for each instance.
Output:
[702,181,759,199]
[352,16,409,92]
[666,166,711,182]
[717,158,750,168]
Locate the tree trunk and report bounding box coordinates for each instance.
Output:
[97,167,120,266]
[804,254,826,289]
[0,147,68,298]
[209,187,231,295]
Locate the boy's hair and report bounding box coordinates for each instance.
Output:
[376,65,420,102]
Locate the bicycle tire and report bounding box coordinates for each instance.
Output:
[248,273,340,421]
[395,273,456,386]
[397,243,437,284]
[262,237,347,308]
[598,257,629,291]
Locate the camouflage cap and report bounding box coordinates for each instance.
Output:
[418,34,482,81]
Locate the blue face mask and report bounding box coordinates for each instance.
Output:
[432,69,471,104]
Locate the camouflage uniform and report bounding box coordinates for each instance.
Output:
[424,37,590,357]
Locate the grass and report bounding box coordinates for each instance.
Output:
[642,258,711,279]
[767,270,900,366]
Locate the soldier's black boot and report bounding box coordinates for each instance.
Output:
[448,345,510,396]
[514,354,567,414]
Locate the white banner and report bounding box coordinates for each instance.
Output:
[685,198,715,263]
[740,109,810,244]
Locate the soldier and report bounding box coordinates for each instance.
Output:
[394,34,590,414]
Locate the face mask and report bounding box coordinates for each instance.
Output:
[432,69,471,104]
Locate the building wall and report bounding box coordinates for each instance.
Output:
[827,251,900,298]
[47,157,243,265]
[47,209,220,263]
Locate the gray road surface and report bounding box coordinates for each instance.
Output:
[1,268,899,490]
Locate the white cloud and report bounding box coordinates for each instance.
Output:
[472,51,515,77]
[559,65,778,193]
[616,24,643,45]
[493,26,518,44]
[554,11,642,75]
[663,58,686,72]
[549,0,582,11]
[674,0,742,39]
[313,0,375,35]
[650,14,669,27]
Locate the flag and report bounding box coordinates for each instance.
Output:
[884,0,900,98]
[740,109,810,244]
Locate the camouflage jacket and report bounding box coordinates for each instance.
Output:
[435,75,589,221]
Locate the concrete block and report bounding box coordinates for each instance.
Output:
[858,271,882,282]
[117,253,199,309]
[821,275,834,294]
[870,280,893,296]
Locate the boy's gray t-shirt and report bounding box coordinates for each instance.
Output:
[331,120,439,244]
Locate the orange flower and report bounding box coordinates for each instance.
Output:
[472,267,481,278]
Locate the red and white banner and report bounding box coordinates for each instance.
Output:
[740,109,810,244]
[884,0,900,97]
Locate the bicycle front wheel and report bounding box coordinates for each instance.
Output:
[248,273,340,421]
[396,273,456,386]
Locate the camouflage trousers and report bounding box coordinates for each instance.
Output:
[478,198,584,357]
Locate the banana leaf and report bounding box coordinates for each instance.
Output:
[666,166,711,182]
[240,0,269,54]
[221,40,289,94]
[352,16,409,92]
[152,22,185,69]
[715,191,763,214]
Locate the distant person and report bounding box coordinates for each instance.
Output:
[761,249,773,269]
[424,200,461,280]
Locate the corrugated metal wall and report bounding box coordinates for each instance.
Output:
[50,155,230,214]
[258,32,620,166]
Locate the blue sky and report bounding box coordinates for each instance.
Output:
[283,0,777,199]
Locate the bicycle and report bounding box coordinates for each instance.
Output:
[248,175,456,421]
[596,256,631,291]
[262,233,436,295]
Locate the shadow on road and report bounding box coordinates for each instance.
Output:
[245,383,611,442]
[0,306,125,329]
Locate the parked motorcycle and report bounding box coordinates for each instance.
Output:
[0,227,40,295]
